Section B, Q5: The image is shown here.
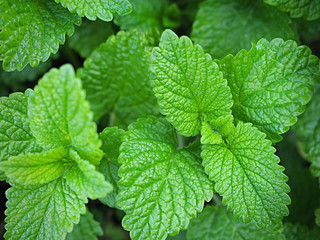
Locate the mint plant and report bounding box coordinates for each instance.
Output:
[1,0,320,239]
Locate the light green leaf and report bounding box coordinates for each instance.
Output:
[64,149,113,200]
[68,19,114,58]
[295,85,320,178]
[191,0,296,59]
[98,127,125,208]
[0,147,68,185]
[0,0,81,71]
[151,29,233,137]
[264,0,320,20]
[117,117,213,240]
[78,30,158,125]
[28,64,103,165]
[55,0,132,21]
[283,223,320,240]
[4,178,86,240]
[187,205,284,240]
[66,209,103,240]
[201,122,290,230]
[0,92,42,163]
[219,38,320,143]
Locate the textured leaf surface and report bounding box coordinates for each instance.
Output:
[78,30,158,125]
[28,64,103,165]
[187,205,284,240]
[151,29,233,137]
[191,0,296,59]
[68,19,114,58]
[201,122,290,230]
[64,149,113,200]
[295,85,320,178]
[4,178,86,240]
[0,0,81,71]
[118,117,213,240]
[0,147,68,185]
[55,0,132,21]
[66,209,103,240]
[0,92,41,163]
[98,127,124,208]
[220,38,320,143]
[264,0,320,20]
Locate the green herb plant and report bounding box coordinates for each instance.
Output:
[0,0,320,239]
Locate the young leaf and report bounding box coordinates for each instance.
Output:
[201,122,290,230]
[0,0,81,71]
[55,0,132,21]
[117,117,213,240]
[0,147,68,185]
[0,92,42,163]
[78,30,158,125]
[4,178,86,240]
[187,205,284,240]
[264,0,320,21]
[63,149,113,200]
[28,64,103,165]
[98,127,125,208]
[191,0,296,59]
[151,29,233,137]
[66,209,103,240]
[295,85,320,179]
[219,38,320,143]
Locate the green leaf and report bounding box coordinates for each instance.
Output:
[283,223,320,240]
[0,147,68,185]
[63,149,113,200]
[316,208,320,227]
[187,205,284,240]
[191,0,296,59]
[55,0,132,21]
[4,178,86,240]
[201,122,290,230]
[151,29,233,137]
[78,30,158,125]
[28,64,103,165]
[264,0,320,20]
[117,117,213,240]
[0,0,81,71]
[68,19,115,58]
[0,92,42,163]
[98,127,125,208]
[66,209,103,240]
[219,38,320,143]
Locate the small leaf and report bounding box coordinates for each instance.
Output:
[151,29,233,137]
[66,209,103,240]
[201,122,290,230]
[187,205,285,240]
[219,38,320,143]
[28,64,103,165]
[118,117,213,240]
[0,0,81,71]
[0,147,68,185]
[4,178,86,240]
[55,0,132,21]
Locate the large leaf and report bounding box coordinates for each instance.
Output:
[219,38,319,143]
[78,30,158,125]
[4,178,86,240]
[117,117,213,240]
[191,0,296,59]
[151,29,233,137]
[201,122,290,230]
[264,0,320,20]
[187,205,284,240]
[55,0,132,21]
[28,64,103,165]
[0,0,81,71]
